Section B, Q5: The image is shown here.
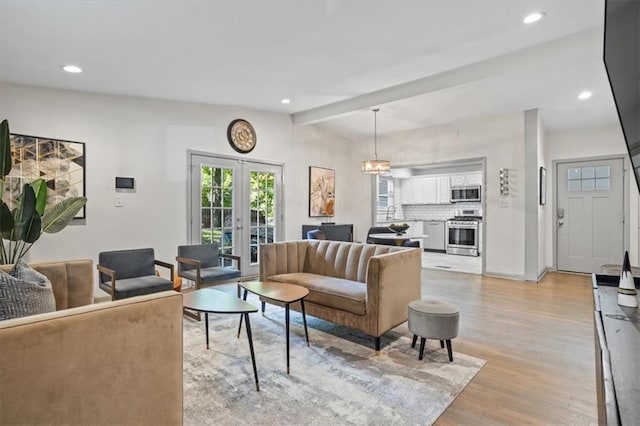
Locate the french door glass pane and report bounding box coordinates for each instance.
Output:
[250,171,276,264]
[201,165,234,265]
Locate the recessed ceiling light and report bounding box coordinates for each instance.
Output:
[62,64,83,73]
[523,12,545,24]
[578,91,592,100]
[281,99,291,104]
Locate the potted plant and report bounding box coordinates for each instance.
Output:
[0,119,87,264]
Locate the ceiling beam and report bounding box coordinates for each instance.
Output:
[291,28,601,125]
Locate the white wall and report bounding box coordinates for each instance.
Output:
[291,124,372,242]
[376,113,526,278]
[0,83,366,276]
[524,109,541,281]
[545,124,637,266]
[537,116,547,277]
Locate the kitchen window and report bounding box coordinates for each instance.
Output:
[376,176,394,221]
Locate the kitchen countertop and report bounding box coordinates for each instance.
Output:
[377,219,446,223]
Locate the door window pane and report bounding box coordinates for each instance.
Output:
[568,180,582,192]
[596,166,610,178]
[223,208,232,227]
[568,168,581,180]
[201,209,211,228]
[582,179,595,191]
[201,166,234,254]
[201,186,212,207]
[581,167,595,179]
[596,178,611,191]
[211,188,221,206]
[250,171,276,265]
[212,208,222,228]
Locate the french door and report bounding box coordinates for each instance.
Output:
[189,153,283,276]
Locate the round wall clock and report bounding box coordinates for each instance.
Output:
[227,119,257,154]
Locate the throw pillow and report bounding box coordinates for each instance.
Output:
[0,260,56,320]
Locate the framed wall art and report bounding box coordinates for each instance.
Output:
[309,166,335,218]
[7,134,86,218]
[539,166,547,206]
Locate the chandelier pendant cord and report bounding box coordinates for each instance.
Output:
[373,108,379,159]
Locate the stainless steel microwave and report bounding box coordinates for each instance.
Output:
[450,186,481,202]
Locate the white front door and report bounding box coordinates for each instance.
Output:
[556,159,624,273]
[189,154,283,276]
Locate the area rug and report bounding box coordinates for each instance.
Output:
[183,295,485,425]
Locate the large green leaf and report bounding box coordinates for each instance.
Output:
[7,184,40,244]
[30,178,47,216]
[0,119,11,178]
[14,184,36,226]
[0,200,13,233]
[21,214,41,243]
[42,197,87,234]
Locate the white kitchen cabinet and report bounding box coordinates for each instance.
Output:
[401,176,448,205]
[423,177,438,204]
[466,172,482,185]
[412,178,427,204]
[401,179,414,204]
[450,175,466,186]
[437,176,451,203]
[402,177,430,204]
[450,172,482,187]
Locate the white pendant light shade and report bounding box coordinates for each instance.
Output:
[362,159,391,173]
[362,108,390,174]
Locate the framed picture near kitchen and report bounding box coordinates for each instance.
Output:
[309,166,335,218]
[539,166,547,205]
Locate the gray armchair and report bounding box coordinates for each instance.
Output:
[177,243,241,321]
[176,243,241,290]
[97,248,174,301]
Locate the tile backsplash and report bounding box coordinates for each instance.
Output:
[401,202,482,221]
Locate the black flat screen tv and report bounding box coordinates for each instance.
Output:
[604,0,640,191]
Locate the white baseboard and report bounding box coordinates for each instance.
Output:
[483,271,527,282]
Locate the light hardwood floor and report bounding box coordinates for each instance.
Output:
[415,269,597,425]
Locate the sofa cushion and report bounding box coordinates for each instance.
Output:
[99,275,174,300]
[268,272,366,315]
[0,261,56,320]
[180,266,240,284]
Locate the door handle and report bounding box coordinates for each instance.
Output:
[558,219,564,227]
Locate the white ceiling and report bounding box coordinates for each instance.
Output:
[0,1,617,139]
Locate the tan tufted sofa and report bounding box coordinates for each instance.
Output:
[260,240,422,353]
[0,260,183,425]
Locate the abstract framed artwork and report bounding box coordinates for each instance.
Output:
[539,166,547,206]
[309,166,335,218]
[7,134,86,218]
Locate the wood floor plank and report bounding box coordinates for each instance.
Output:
[411,269,597,425]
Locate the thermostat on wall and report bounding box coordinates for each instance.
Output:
[115,177,135,192]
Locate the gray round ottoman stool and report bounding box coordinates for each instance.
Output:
[408,298,459,362]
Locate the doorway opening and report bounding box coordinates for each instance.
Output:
[374,158,486,275]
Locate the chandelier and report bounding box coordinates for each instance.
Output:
[361,108,390,174]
